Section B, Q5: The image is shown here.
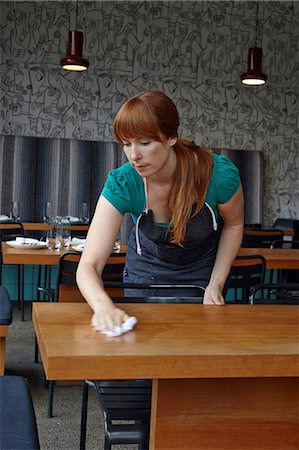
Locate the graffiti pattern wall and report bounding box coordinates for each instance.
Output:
[0,1,298,224]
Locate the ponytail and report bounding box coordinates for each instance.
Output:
[168,139,213,245]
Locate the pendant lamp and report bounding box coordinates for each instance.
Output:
[240,2,267,86]
[240,47,267,85]
[60,31,89,71]
[60,3,89,71]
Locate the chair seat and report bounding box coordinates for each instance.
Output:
[106,422,150,445]
[0,286,12,325]
[0,375,40,450]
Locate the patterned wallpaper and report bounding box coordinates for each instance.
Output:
[0,1,298,225]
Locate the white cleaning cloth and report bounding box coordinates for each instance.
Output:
[100,316,138,337]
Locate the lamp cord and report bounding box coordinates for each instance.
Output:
[255,1,259,47]
[75,0,78,30]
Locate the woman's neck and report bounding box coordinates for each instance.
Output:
[149,148,177,185]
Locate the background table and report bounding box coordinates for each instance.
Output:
[33,302,299,450]
[1,243,127,265]
[22,223,89,232]
[3,243,299,269]
[238,246,299,269]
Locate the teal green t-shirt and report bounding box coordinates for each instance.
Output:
[101,153,240,224]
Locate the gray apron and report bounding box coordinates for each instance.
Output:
[124,200,223,296]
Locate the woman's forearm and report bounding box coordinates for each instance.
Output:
[76,262,114,313]
[209,223,243,290]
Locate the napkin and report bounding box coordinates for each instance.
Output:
[69,216,81,223]
[15,237,40,245]
[71,237,86,245]
[100,316,138,337]
[0,215,11,223]
[61,216,81,224]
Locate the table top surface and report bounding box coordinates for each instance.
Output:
[237,247,299,269]
[1,242,127,265]
[3,242,299,269]
[0,222,90,230]
[33,302,299,381]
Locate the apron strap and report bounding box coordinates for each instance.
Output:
[143,177,149,213]
[136,177,149,256]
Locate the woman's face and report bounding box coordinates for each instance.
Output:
[122,137,177,177]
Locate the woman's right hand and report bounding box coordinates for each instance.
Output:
[91,301,130,333]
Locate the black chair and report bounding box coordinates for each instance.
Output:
[242,228,284,287]
[0,375,40,450]
[0,222,24,242]
[249,283,299,305]
[37,250,83,304]
[224,255,266,303]
[242,228,284,248]
[0,286,13,375]
[80,283,204,450]
[272,218,299,240]
[81,379,151,450]
[70,225,89,239]
[270,239,299,250]
[244,223,262,229]
[0,222,25,317]
[270,239,299,283]
[105,281,206,299]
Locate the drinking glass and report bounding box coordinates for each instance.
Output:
[61,217,71,248]
[46,218,63,251]
[10,201,20,221]
[81,202,90,224]
[43,201,53,223]
[55,217,64,249]
[46,223,56,250]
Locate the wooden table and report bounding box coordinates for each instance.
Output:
[1,242,127,266]
[33,302,299,450]
[238,247,299,269]
[22,223,89,232]
[2,242,298,269]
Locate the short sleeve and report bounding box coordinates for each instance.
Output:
[101,163,145,218]
[207,154,241,205]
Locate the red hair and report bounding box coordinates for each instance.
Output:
[113,91,213,245]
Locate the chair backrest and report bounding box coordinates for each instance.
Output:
[0,223,25,266]
[249,283,299,305]
[0,223,24,241]
[224,255,266,303]
[270,239,299,250]
[0,286,12,326]
[104,282,205,303]
[242,229,284,248]
[102,253,126,297]
[56,251,84,302]
[56,251,127,302]
[89,379,152,420]
[69,225,89,239]
[244,223,262,229]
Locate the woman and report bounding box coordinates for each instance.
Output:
[76,91,244,332]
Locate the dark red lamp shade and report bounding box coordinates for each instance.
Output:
[240,47,267,86]
[60,31,89,71]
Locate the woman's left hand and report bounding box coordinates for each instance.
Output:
[203,283,225,305]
